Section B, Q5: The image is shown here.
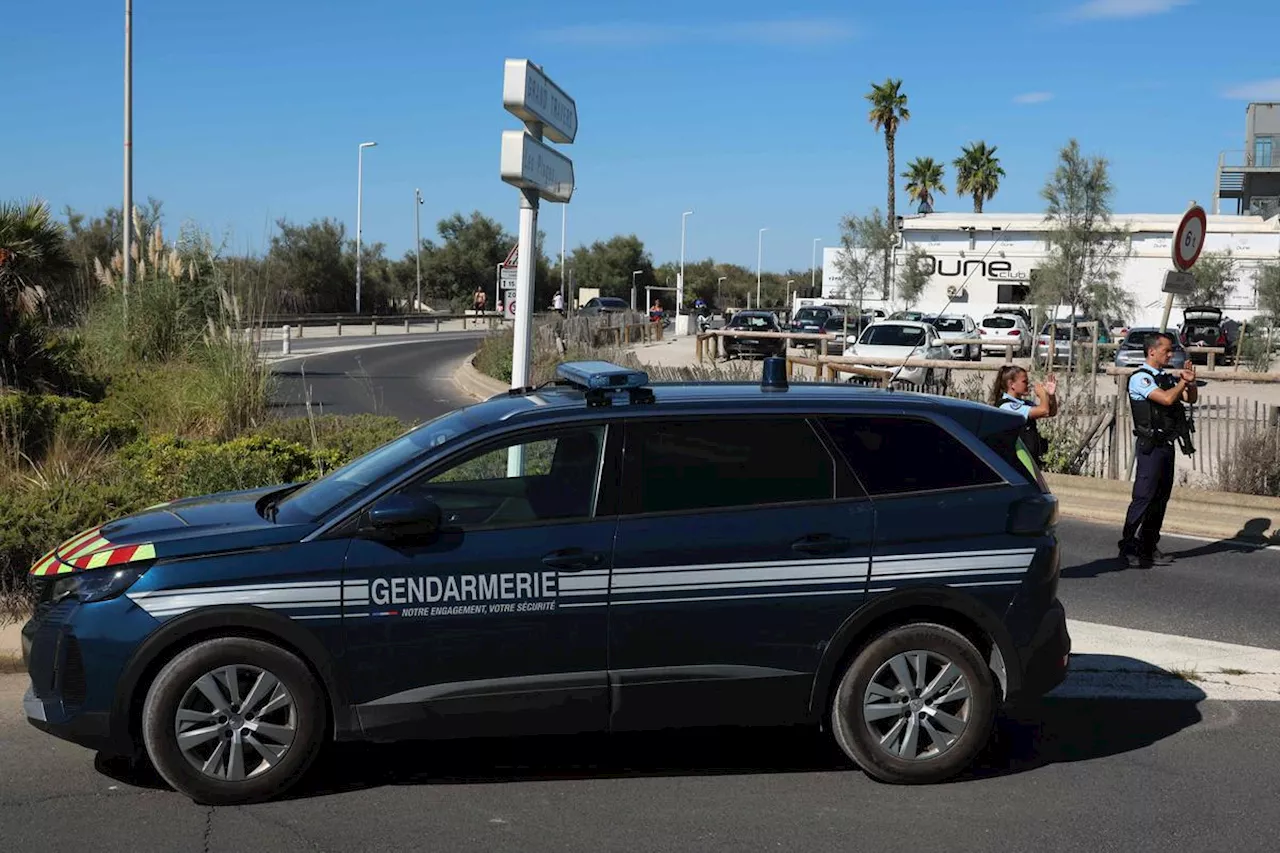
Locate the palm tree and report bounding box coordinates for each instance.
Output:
[953,142,1006,214]
[903,157,947,214]
[865,79,910,294]
[0,198,72,325]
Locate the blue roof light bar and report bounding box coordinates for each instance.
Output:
[556,361,650,391]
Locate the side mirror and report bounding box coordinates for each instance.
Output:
[365,493,442,538]
[932,338,945,348]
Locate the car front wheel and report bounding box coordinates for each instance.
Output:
[141,637,327,805]
[830,623,996,784]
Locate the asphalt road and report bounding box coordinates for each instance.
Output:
[3,336,1278,850]
[269,332,484,423]
[2,671,1277,852]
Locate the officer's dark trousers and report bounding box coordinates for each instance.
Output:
[1121,442,1175,555]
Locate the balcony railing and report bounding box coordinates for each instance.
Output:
[1219,149,1277,169]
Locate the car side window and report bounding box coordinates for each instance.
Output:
[622,418,834,514]
[395,426,606,529]
[819,416,1001,496]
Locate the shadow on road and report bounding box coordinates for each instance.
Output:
[94,691,1204,799]
[1061,517,1279,579]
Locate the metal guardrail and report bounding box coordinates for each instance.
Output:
[261,311,506,327]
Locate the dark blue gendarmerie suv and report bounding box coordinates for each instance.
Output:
[23,359,1069,804]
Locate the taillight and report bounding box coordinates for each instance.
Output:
[1008,494,1058,534]
[979,328,987,335]
[1217,333,1227,345]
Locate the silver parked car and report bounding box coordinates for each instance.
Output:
[926,314,981,361]
[1114,327,1188,370]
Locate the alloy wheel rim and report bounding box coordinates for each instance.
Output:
[862,650,972,761]
[174,664,298,782]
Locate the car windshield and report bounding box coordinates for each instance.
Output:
[794,308,827,324]
[932,318,967,333]
[983,316,1016,329]
[1125,331,1183,350]
[731,314,774,330]
[860,325,926,347]
[273,408,480,524]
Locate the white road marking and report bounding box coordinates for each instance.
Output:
[1053,620,1280,701]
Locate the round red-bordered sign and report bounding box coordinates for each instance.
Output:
[1172,205,1207,272]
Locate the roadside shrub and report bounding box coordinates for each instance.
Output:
[254,414,407,459]
[0,468,151,618]
[121,435,343,500]
[1217,431,1280,496]
[0,392,141,459]
[473,328,514,383]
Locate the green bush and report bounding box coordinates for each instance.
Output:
[254,414,408,460]
[0,472,151,616]
[473,329,514,383]
[121,435,343,500]
[0,392,141,459]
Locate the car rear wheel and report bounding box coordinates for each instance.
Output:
[830,623,995,784]
[141,637,327,805]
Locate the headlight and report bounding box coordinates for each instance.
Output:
[44,566,149,605]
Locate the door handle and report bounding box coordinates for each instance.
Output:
[791,534,852,556]
[541,549,604,572]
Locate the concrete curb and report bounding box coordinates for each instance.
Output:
[1047,473,1280,542]
[452,356,509,402]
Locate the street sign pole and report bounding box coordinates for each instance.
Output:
[501,58,577,476]
[1160,203,1207,332]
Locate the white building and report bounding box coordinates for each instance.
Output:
[821,212,1280,327]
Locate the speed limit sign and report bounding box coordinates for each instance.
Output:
[1171,205,1207,271]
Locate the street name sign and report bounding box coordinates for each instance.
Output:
[500,129,575,203]
[502,59,578,145]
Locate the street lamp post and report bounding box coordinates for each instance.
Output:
[756,227,769,308]
[355,141,377,314]
[812,238,821,294]
[123,0,133,314]
[414,188,424,312]
[679,211,693,333]
[717,275,726,308]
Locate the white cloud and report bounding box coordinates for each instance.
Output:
[1068,0,1191,20]
[1222,79,1280,101]
[1013,92,1055,105]
[538,19,857,47]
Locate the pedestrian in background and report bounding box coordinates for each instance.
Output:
[1120,331,1198,569]
[473,287,487,316]
[989,365,1058,466]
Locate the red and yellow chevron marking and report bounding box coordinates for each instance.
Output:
[28,525,157,576]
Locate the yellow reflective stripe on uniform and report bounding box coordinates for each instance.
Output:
[132,543,157,561]
[1016,444,1036,478]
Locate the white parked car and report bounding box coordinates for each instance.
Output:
[927,314,981,361]
[846,321,953,386]
[979,313,1032,357]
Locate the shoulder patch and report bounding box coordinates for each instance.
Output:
[1140,376,1153,387]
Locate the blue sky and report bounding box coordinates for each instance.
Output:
[8,0,1279,271]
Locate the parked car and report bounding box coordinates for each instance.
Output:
[722,310,786,359]
[993,305,1032,327]
[1034,316,1111,364]
[926,314,981,361]
[21,359,1069,803]
[1179,306,1235,364]
[579,296,629,317]
[889,310,928,322]
[789,306,843,349]
[1114,327,1188,370]
[821,314,877,356]
[979,313,1032,357]
[847,321,953,386]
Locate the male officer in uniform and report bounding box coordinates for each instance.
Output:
[1120,331,1197,568]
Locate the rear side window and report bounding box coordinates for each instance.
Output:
[983,316,1016,329]
[623,419,834,514]
[820,416,1002,496]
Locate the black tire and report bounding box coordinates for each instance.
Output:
[830,623,995,784]
[141,637,327,805]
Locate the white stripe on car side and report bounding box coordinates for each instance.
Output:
[128,548,1037,619]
